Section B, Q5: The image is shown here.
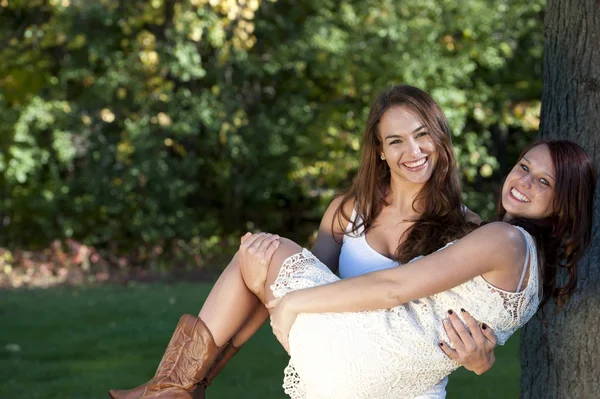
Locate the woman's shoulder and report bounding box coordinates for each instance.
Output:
[324,195,355,218]
[474,221,526,238]
[321,195,356,234]
[466,222,529,262]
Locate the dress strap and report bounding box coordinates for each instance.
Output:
[515,227,533,292]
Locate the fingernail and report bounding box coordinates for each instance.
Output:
[444,318,450,324]
[447,310,453,315]
[460,308,466,313]
[482,323,488,330]
[439,342,444,347]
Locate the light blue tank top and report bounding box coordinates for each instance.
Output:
[339,204,471,279]
[338,209,399,279]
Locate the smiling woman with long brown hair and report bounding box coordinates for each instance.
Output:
[333,85,474,267]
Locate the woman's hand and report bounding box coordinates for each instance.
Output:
[439,309,497,375]
[266,296,299,354]
[238,232,280,300]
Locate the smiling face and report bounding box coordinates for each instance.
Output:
[501,144,556,221]
[378,105,438,187]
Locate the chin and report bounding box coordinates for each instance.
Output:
[501,199,519,216]
[407,176,432,185]
[410,171,434,185]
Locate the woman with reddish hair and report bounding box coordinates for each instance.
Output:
[109,86,596,398]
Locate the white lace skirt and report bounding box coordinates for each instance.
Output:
[270,249,451,399]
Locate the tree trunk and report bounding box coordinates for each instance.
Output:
[520,0,600,398]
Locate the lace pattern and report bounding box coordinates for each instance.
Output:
[270,227,540,399]
[270,248,340,299]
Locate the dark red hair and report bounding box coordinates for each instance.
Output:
[499,140,597,308]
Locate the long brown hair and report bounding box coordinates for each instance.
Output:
[333,85,473,263]
[499,140,597,308]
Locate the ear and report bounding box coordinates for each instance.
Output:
[375,141,384,160]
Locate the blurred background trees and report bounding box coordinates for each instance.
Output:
[0,0,545,284]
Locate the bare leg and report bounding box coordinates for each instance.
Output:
[239,237,304,304]
[198,252,261,347]
[262,238,303,304]
[229,305,269,347]
[219,238,303,347]
[198,238,303,347]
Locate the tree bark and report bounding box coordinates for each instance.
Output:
[520,0,600,398]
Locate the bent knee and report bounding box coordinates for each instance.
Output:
[269,237,303,268]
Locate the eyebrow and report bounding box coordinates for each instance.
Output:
[384,125,425,141]
[522,157,556,181]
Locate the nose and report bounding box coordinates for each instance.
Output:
[407,140,422,158]
[518,173,533,188]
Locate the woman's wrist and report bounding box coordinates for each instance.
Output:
[283,291,304,314]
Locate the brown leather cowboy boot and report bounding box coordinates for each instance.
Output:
[108,314,221,399]
[194,342,241,399]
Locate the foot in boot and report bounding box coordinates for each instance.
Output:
[108,315,221,399]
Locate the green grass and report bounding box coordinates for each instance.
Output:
[0,283,520,398]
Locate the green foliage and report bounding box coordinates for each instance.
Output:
[0,0,543,268]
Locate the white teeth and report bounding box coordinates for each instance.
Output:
[510,188,530,203]
[404,158,427,168]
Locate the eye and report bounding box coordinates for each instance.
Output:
[415,132,428,139]
[390,139,402,145]
[539,178,550,186]
[520,163,529,172]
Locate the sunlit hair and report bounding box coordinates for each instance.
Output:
[498,140,597,308]
[333,85,474,263]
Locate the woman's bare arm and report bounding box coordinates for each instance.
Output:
[280,222,527,315]
[309,196,352,273]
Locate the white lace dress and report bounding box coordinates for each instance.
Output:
[270,226,540,399]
